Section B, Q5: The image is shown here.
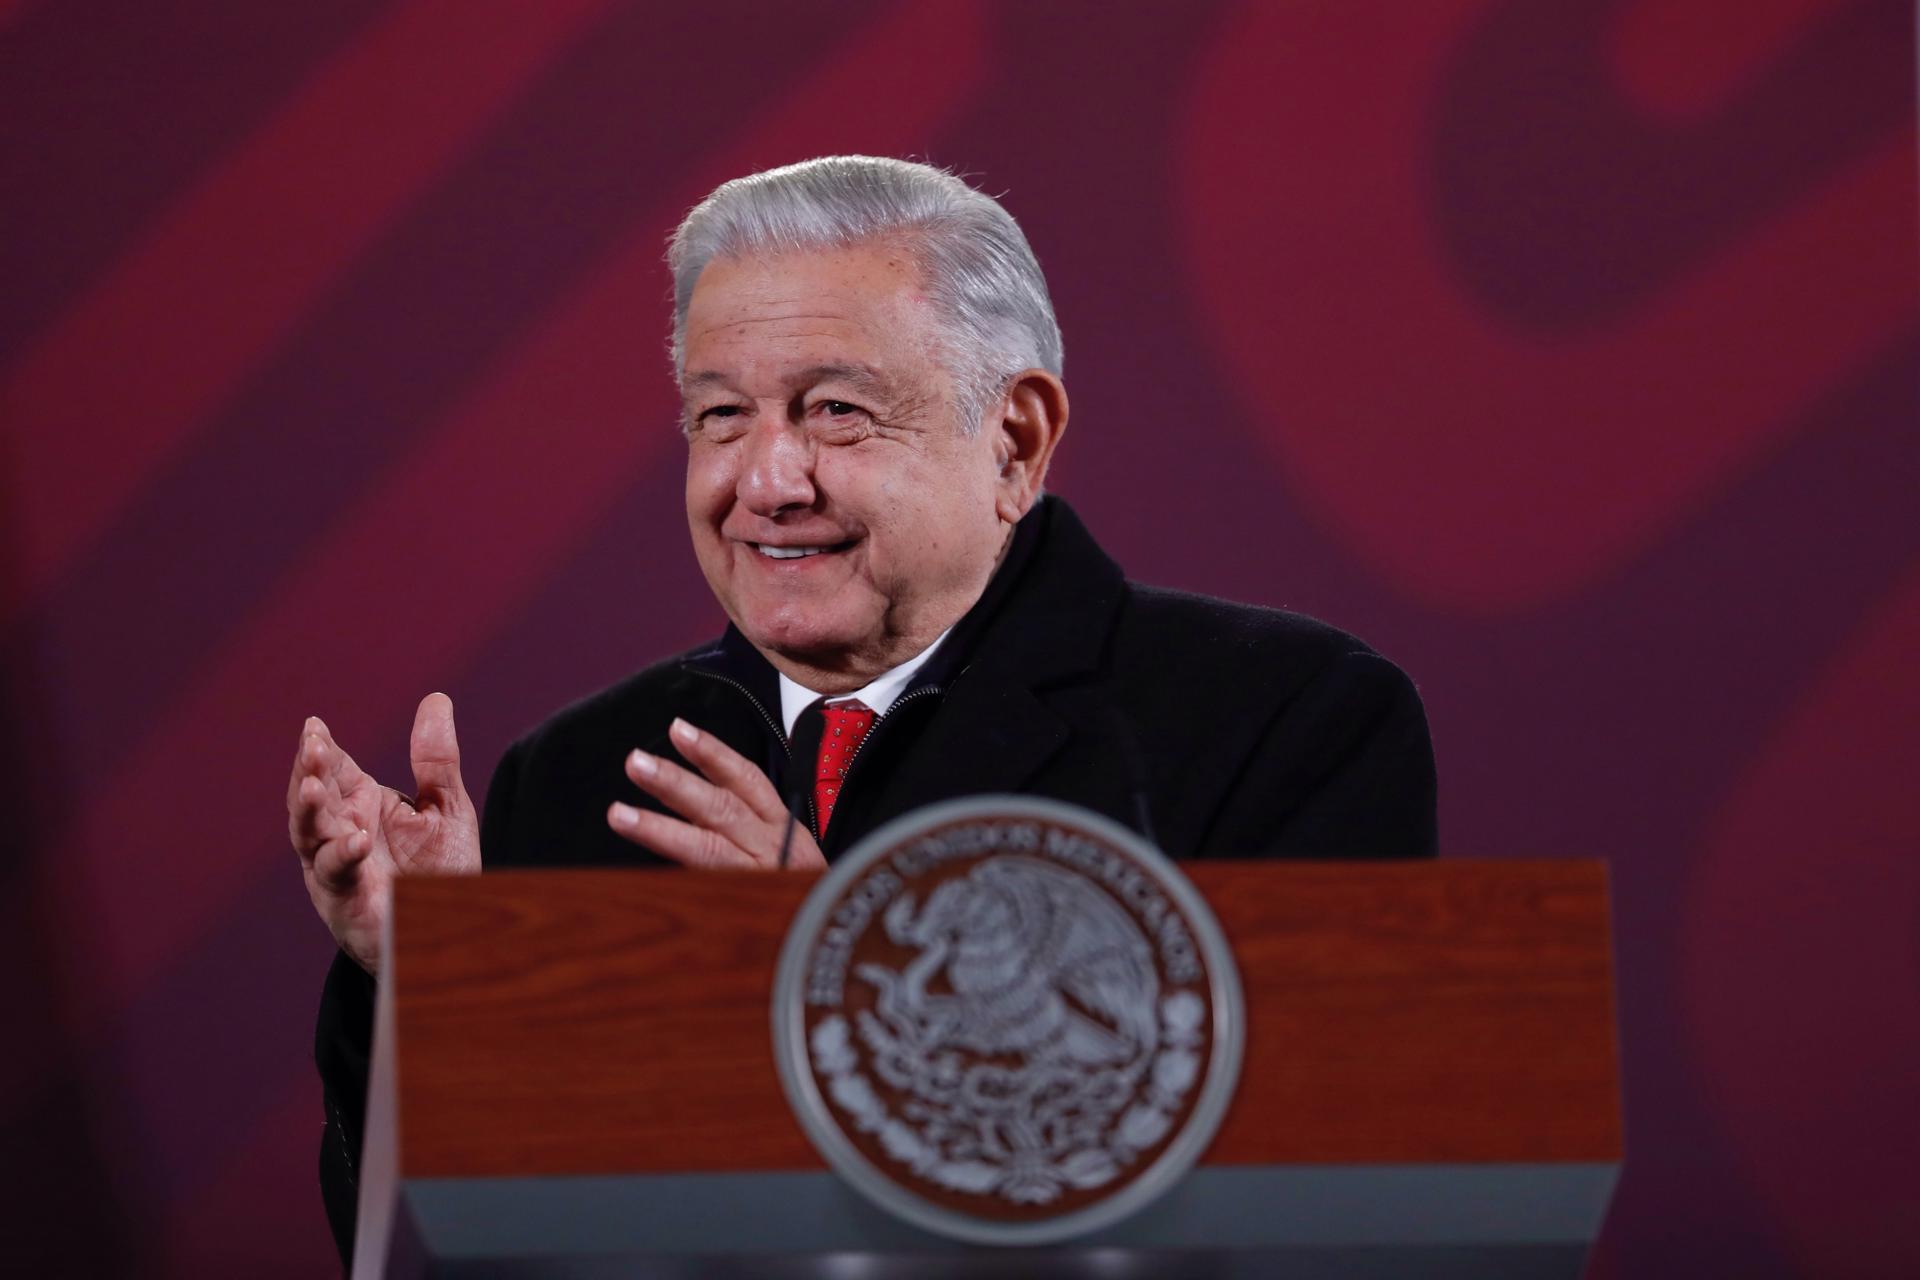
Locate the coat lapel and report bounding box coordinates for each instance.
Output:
[867,678,1071,831]
[859,498,1126,835]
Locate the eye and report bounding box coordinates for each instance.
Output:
[690,404,749,440]
[809,399,875,443]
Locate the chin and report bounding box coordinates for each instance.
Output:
[741,610,866,668]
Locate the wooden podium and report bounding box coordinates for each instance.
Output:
[352,861,1620,1279]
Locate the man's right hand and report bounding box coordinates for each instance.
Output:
[288,693,481,976]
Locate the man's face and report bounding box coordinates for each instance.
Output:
[680,243,1013,688]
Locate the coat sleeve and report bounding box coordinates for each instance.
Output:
[314,948,374,1268]
[1199,649,1438,859]
[312,739,528,1268]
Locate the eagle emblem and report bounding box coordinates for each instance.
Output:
[775,798,1241,1244]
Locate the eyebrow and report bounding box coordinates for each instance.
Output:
[795,363,895,398]
[680,370,734,395]
[680,363,897,400]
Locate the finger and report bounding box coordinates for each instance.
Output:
[625,749,763,847]
[291,771,365,860]
[773,818,830,872]
[287,717,339,812]
[307,716,371,794]
[667,718,789,824]
[607,802,755,869]
[289,767,322,862]
[410,693,470,812]
[289,726,362,857]
[311,828,374,894]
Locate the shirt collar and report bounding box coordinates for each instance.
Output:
[777,626,954,738]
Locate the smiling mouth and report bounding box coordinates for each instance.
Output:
[751,540,855,560]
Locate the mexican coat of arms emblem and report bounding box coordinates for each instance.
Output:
[773,795,1243,1245]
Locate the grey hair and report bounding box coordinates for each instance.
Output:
[667,156,1062,432]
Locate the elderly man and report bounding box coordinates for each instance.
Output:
[289,156,1436,1260]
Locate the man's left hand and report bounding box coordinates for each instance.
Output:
[608,717,826,870]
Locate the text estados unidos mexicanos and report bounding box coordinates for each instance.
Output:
[804,821,1202,1008]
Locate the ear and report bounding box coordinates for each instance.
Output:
[987,369,1069,524]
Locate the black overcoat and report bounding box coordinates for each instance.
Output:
[315,496,1438,1260]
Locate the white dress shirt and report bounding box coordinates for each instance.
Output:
[777,627,955,738]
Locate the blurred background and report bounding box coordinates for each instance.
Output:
[3,0,1914,1275]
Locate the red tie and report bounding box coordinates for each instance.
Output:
[815,702,876,837]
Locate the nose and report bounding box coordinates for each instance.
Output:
[737,414,817,518]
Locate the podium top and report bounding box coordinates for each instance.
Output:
[385,858,1619,1180]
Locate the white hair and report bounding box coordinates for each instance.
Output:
[667,156,1063,432]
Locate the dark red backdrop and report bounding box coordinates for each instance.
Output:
[4,1,1914,1275]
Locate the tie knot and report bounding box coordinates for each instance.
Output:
[822,701,874,732]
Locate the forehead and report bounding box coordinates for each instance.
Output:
[681,245,941,384]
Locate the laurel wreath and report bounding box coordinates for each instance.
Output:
[810,989,1206,1206]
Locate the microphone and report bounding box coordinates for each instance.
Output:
[776,791,804,870]
[778,701,825,869]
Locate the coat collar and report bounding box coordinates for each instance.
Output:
[945,495,1125,692]
[853,497,1126,835]
[676,497,1128,841]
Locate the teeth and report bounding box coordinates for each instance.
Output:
[757,544,829,559]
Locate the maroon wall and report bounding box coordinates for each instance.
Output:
[4,1,1914,1275]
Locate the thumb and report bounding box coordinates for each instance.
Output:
[409,692,469,809]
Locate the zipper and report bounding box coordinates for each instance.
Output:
[687,669,787,743]
[823,683,946,843]
[687,669,795,792]
[328,1097,358,1187]
[689,667,947,844]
